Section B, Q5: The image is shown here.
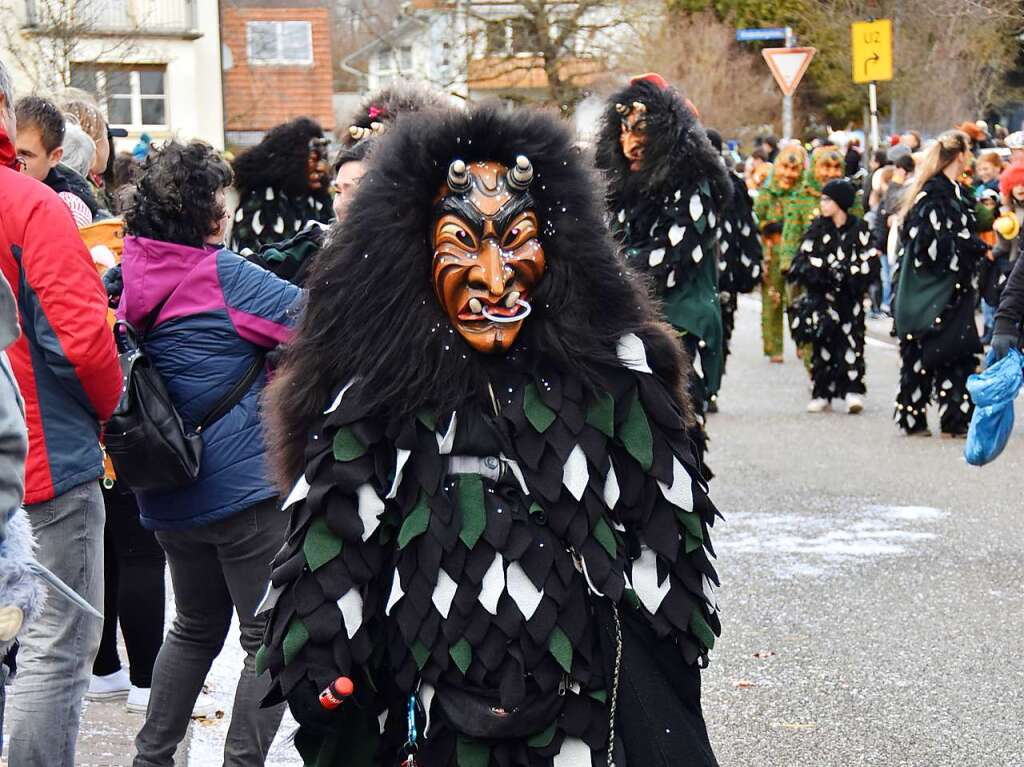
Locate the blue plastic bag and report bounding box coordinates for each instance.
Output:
[964,348,1023,466]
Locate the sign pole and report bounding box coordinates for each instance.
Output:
[868,80,879,154]
[782,26,794,140]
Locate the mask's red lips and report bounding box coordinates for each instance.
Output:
[457,293,527,322]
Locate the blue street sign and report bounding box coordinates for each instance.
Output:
[736,28,788,41]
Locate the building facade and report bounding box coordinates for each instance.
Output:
[344,1,643,104]
[2,0,225,149]
[220,0,334,148]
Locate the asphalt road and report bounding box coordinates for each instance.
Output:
[701,297,1024,767]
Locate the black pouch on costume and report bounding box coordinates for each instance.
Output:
[920,290,982,369]
[434,681,565,740]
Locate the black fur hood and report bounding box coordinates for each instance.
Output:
[594,79,732,210]
[343,83,451,146]
[266,104,691,484]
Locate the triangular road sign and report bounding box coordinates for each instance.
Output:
[762,47,816,96]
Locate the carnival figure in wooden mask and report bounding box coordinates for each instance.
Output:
[773,145,807,191]
[432,157,544,354]
[811,145,845,186]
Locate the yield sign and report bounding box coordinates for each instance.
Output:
[761,47,817,96]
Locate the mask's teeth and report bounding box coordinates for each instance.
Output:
[505,291,520,308]
[468,298,483,314]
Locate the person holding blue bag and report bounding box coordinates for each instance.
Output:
[966,243,1024,464]
[990,229,1024,362]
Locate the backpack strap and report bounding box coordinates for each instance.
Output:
[193,353,266,434]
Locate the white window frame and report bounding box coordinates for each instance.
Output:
[74,65,168,130]
[246,21,314,67]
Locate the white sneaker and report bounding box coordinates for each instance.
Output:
[806,398,829,413]
[86,669,130,701]
[845,394,864,414]
[126,685,150,713]
[190,691,222,720]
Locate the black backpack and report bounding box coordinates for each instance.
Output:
[104,320,264,493]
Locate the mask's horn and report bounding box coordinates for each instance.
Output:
[615,102,629,115]
[370,121,384,134]
[506,155,534,191]
[447,159,472,193]
[349,125,368,140]
[632,101,647,114]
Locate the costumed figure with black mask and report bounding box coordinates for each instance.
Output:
[257,106,722,767]
[787,180,877,414]
[705,129,762,390]
[754,145,806,362]
[893,131,986,437]
[229,117,332,255]
[595,74,731,454]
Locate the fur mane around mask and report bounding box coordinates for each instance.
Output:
[594,80,732,210]
[266,104,692,486]
[231,116,324,196]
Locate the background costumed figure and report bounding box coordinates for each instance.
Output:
[787,179,877,413]
[595,74,732,458]
[754,145,805,362]
[893,131,986,436]
[706,130,762,391]
[258,106,723,767]
[229,117,332,255]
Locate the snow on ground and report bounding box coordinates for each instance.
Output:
[717,503,946,578]
[185,615,302,767]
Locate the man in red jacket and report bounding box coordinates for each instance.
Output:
[0,59,122,766]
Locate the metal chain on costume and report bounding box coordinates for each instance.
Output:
[606,603,622,767]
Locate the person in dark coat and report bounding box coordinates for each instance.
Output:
[118,140,302,766]
[991,239,1024,359]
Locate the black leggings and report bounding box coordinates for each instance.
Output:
[92,484,167,688]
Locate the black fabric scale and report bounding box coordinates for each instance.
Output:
[258,334,721,767]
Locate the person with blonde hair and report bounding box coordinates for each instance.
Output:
[893,130,987,436]
[61,92,125,211]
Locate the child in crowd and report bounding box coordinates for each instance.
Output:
[788,179,878,413]
[973,151,1004,199]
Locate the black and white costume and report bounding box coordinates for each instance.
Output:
[787,216,876,402]
[893,175,986,435]
[717,171,762,367]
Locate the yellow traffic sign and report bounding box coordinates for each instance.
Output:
[851,19,893,84]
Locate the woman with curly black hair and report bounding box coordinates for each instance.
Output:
[229,117,332,255]
[117,140,302,766]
